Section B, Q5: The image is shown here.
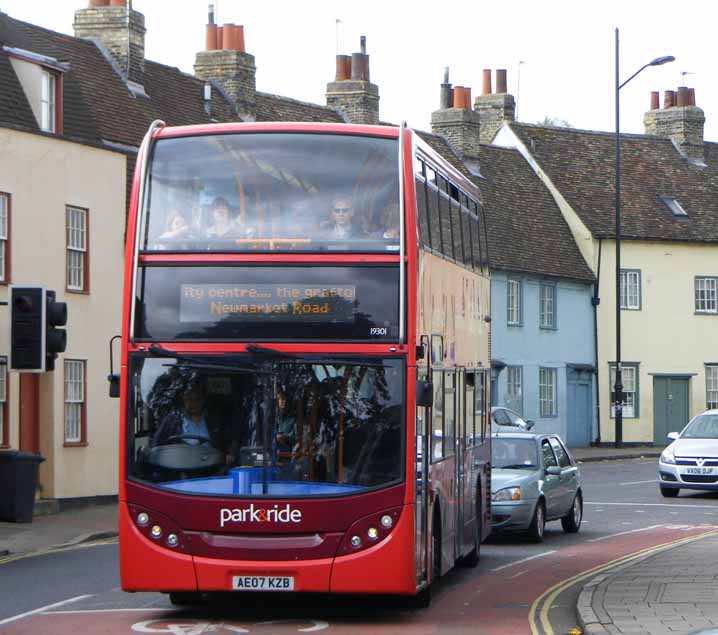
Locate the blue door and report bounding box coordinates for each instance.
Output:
[567,371,591,447]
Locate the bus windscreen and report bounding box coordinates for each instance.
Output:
[127,355,404,498]
[142,133,400,253]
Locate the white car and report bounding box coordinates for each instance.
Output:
[658,409,718,497]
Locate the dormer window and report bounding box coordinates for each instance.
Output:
[659,196,688,217]
[41,69,57,133]
[4,46,67,135]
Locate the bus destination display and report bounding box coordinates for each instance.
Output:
[180,284,357,323]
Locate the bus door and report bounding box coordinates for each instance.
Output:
[454,368,467,557]
[460,371,479,546]
[414,336,432,587]
[442,369,458,561]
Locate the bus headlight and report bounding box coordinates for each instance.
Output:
[150,525,163,539]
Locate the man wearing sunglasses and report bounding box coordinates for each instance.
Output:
[322,198,365,240]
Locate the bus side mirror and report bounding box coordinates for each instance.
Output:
[108,374,120,398]
[416,381,433,408]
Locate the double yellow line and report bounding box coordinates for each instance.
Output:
[0,537,117,566]
[528,529,718,635]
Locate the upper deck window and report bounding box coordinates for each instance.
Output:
[143,133,400,253]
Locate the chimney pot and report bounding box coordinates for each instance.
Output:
[664,90,675,109]
[650,91,660,110]
[217,26,223,49]
[235,25,245,53]
[464,87,472,109]
[453,86,468,109]
[496,69,507,94]
[109,0,126,6]
[335,55,351,81]
[443,67,450,84]
[688,87,696,106]
[482,69,492,95]
[208,3,215,25]
[676,86,689,107]
[89,0,110,6]
[222,23,236,50]
[351,52,365,81]
[206,23,218,50]
[360,35,367,55]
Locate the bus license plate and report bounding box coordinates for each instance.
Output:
[232,575,294,591]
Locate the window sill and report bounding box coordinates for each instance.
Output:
[620,307,641,311]
[539,325,558,331]
[63,441,88,448]
[66,288,89,295]
[695,311,718,316]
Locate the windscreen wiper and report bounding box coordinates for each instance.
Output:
[148,344,267,374]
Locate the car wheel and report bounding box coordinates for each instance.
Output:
[660,485,679,498]
[459,495,481,567]
[169,592,203,606]
[527,500,545,543]
[561,492,583,533]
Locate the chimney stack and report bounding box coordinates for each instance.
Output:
[644,86,705,164]
[194,5,256,118]
[326,36,380,125]
[431,68,481,160]
[474,68,515,144]
[73,0,146,89]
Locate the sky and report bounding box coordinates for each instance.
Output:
[1,0,716,140]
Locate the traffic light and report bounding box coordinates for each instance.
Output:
[9,286,67,372]
[10,286,45,371]
[45,290,67,372]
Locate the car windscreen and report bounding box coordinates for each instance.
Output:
[682,414,718,438]
[491,438,538,469]
[127,354,404,498]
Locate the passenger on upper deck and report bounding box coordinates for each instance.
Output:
[205,196,256,242]
[153,211,192,249]
[320,198,365,240]
[373,203,400,239]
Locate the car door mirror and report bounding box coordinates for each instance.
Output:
[525,419,535,430]
[416,380,433,408]
[545,466,561,476]
[667,431,679,441]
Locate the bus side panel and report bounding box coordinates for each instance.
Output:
[330,502,415,594]
[194,557,333,593]
[119,502,197,592]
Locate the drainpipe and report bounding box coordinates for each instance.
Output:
[592,239,603,445]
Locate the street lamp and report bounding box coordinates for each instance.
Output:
[614,28,674,448]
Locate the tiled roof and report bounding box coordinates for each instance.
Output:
[415,130,593,282]
[509,122,718,243]
[478,144,594,282]
[255,93,343,123]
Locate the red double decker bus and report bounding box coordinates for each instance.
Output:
[118,121,491,606]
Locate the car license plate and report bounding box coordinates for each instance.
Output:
[231,575,294,591]
[683,467,716,475]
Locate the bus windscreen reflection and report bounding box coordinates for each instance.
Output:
[128,355,404,497]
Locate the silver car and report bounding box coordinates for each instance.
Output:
[491,432,583,542]
[491,406,535,432]
[658,409,718,497]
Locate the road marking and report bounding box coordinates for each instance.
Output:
[490,550,557,572]
[587,524,663,542]
[619,479,656,485]
[586,501,718,509]
[0,537,117,566]
[528,529,718,635]
[0,594,93,626]
[51,608,169,614]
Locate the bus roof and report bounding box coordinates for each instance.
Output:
[152,121,402,140]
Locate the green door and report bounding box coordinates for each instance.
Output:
[653,377,690,445]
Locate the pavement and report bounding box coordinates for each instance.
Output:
[11,444,716,635]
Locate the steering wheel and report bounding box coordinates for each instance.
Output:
[161,434,212,445]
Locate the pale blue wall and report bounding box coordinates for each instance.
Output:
[491,272,597,446]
